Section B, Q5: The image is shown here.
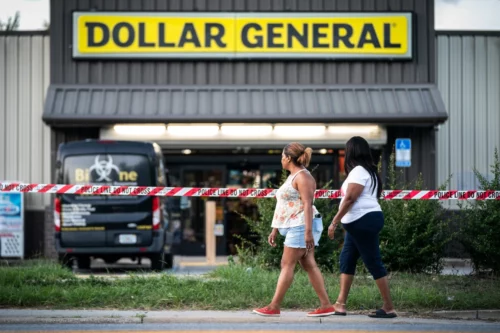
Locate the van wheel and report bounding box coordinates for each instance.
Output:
[58,255,73,270]
[77,257,91,270]
[151,252,165,272]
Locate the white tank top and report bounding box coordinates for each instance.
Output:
[271,169,319,228]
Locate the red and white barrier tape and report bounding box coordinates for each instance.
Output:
[1,182,500,200]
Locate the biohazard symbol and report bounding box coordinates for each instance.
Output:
[89,155,120,182]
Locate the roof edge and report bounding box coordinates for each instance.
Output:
[0,30,49,36]
[42,83,448,127]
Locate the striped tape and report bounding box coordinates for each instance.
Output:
[1,182,499,200]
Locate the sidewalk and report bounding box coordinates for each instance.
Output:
[0,309,499,325]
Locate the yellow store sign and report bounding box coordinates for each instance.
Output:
[73,12,412,59]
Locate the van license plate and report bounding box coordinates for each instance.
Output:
[119,234,137,244]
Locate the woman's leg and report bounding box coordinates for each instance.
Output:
[374,276,394,313]
[298,248,332,309]
[267,246,306,310]
[346,213,395,314]
[334,231,360,313]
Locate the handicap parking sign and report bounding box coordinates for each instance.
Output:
[395,138,411,167]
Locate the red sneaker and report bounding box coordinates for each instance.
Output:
[307,306,336,317]
[252,306,280,317]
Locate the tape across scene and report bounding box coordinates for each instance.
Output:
[1,183,499,200]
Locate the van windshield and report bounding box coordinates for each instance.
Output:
[63,154,152,200]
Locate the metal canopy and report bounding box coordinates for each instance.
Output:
[43,84,448,126]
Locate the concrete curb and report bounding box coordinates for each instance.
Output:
[430,310,500,321]
[0,309,499,324]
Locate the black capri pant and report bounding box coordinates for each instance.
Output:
[339,211,388,280]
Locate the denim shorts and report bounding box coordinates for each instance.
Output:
[278,217,324,248]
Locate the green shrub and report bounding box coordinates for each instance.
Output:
[378,150,452,274]
[236,169,343,272]
[458,148,500,276]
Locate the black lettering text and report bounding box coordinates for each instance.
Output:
[205,23,226,47]
[267,23,284,48]
[333,24,354,48]
[241,23,263,48]
[287,23,308,48]
[112,22,135,47]
[358,23,381,48]
[138,22,155,47]
[86,22,109,47]
[384,23,401,48]
[178,23,201,48]
[312,23,329,48]
[158,23,175,47]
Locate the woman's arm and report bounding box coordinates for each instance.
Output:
[332,183,364,224]
[295,174,315,248]
[268,228,279,247]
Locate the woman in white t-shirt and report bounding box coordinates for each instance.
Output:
[327,136,397,319]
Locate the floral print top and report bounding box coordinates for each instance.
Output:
[271,169,319,229]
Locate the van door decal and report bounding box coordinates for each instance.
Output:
[89,155,121,182]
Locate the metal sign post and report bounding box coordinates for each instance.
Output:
[205,200,216,265]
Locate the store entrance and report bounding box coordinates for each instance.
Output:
[166,166,226,256]
[164,150,337,256]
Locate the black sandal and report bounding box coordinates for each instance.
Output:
[368,309,397,318]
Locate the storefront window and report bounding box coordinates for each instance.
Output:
[164,150,340,255]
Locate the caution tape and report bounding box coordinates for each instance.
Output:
[1,182,500,200]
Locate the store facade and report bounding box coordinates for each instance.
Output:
[4,0,443,257]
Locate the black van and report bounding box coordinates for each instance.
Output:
[54,140,173,271]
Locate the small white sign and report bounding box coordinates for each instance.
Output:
[0,232,23,257]
[214,224,224,236]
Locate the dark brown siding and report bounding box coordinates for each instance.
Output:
[50,0,435,85]
[24,210,46,259]
[384,126,436,189]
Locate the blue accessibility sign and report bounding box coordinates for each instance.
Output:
[395,138,411,167]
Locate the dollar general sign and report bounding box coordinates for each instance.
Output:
[73,12,412,59]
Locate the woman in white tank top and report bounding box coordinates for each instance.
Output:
[253,142,335,318]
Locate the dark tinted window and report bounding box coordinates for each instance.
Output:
[63,154,152,186]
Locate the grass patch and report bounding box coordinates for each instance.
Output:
[0,263,499,311]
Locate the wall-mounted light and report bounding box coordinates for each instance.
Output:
[181,149,192,155]
[319,149,328,154]
[113,124,166,136]
[327,125,380,135]
[167,124,219,137]
[274,125,326,137]
[220,124,273,137]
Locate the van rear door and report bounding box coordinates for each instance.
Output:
[60,153,155,248]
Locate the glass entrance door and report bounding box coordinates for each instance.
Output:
[225,164,261,255]
[166,166,226,256]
